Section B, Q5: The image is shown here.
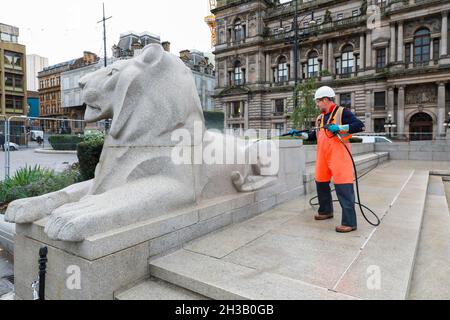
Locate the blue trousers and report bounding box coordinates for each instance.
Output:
[316,181,358,228]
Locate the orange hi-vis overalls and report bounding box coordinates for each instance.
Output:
[315,105,354,185]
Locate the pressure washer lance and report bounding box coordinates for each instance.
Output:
[284,126,381,227]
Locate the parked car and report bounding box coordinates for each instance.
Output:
[356,136,393,144]
[5,142,20,151]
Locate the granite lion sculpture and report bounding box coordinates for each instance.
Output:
[5,44,279,242]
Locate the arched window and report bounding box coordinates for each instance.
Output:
[277,56,288,82]
[414,28,430,64]
[307,51,319,78]
[341,45,354,75]
[234,61,243,86]
[234,19,245,42]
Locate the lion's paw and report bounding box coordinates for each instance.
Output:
[5,197,52,224]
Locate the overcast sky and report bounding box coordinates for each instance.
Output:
[0,0,214,65]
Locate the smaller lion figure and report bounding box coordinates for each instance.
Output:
[5,44,279,242]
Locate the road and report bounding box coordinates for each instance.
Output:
[0,146,78,181]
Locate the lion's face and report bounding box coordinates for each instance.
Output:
[78,44,205,143]
[79,60,128,123]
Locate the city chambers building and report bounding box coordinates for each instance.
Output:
[212,0,450,140]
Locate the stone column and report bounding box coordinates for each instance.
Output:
[441,11,448,57]
[322,42,328,73]
[438,82,446,137]
[360,35,366,71]
[244,101,249,130]
[246,56,250,84]
[397,22,404,63]
[255,53,259,83]
[265,53,271,82]
[410,45,414,66]
[388,87,395,122]
[430,39,435,61]
[365,90,373,132]
[328,41,334,73]
[216,62,220,87]
[390,24,396,63]
[366,32,372,68]
[224,59,228,86]
[290,48,295,80]
[397,86,405,137]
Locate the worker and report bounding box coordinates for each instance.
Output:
[291,86,365,233]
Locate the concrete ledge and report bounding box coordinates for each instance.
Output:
[34,149,77,155]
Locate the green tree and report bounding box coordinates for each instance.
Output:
[289,78,320,130]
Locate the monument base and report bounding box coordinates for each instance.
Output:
[14,140,305,300]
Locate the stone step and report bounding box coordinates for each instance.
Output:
[120,163,429,300]
[115,278,208,300]
[148,249,357,300]
[408,175,450,299]
[334,170,430,300]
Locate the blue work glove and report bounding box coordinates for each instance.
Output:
[288,130,309,140]
[327,125,349,134]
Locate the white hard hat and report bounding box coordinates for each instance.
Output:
[315,86,336,100]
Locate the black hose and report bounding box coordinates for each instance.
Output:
[309,133,381,227]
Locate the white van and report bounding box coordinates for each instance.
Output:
[357,136,393,144]
[30,130,44,141]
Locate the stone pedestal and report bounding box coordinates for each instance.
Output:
[13,140,307,300]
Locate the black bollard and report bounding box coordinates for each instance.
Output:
[38,246,48,300]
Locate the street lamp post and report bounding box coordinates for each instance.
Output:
[286,1,315,113]
[384,114,397,139]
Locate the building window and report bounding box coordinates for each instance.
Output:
[4,51,22,70]
[340,93,352,109]
[234,19,245,42]
[374,118,386,133]
[274,122,285,133]
[405,43,411,64]
[277,56,288,82]
[274,99,285,115]
[337,13,344,20]
[307,51,319,78]
[374,92,386,109]
[433,39,440,62]
[230,101,242,118]
[414,28,431,64]
[376,48,386,70]
[341,45,354,75]
[5,96,23,113]
[234,61,244,86]
[4,73,23,91]
[352,10,359,17]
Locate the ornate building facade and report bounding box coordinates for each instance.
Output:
[212,0,450,140]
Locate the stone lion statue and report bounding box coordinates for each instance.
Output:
[5,44,278,242]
